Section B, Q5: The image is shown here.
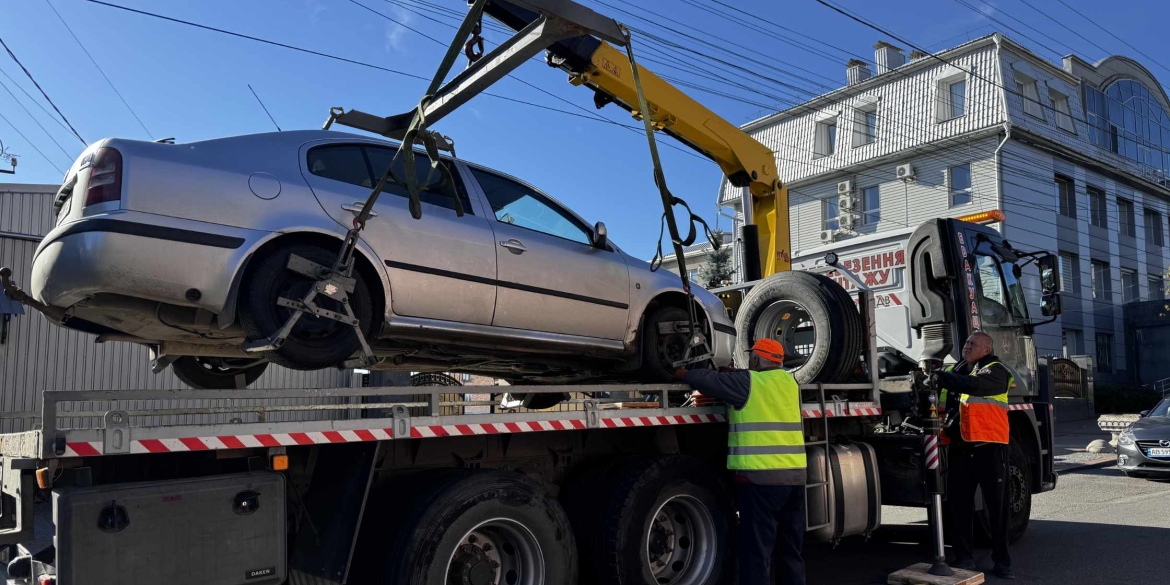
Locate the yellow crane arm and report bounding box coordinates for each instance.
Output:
[569,40,790,276]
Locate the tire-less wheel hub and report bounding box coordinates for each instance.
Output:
[645,495,717,585]
[753,300,814,368]
[446,521,545,585]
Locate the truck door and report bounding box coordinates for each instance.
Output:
[300,142,498,325]
[954,228,1032,393]
[465,166,631,340]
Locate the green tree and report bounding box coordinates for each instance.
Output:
[700,240,735,288]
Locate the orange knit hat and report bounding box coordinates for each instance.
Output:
[751,338,786,363]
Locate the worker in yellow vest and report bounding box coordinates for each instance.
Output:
[931,331,1014,580]
[674,338,806,585]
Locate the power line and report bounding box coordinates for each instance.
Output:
[949,0,1075,61]
[0,75,74,164]
[1052,0,1170,79]
[0,109,65,174]
[0,35,86,146]
[79,0,705,150]
[0,65,73,136]
[247,84,281,132]
[43,0,151,139]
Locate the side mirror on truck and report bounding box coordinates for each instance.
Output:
[1039,255,1062,317]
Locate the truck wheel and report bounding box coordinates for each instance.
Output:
[970,442,1032,545]
[170,356,268,389]
[384,470,577,585]
[641,305,701,383]
[733,272,862,383]
[239,244,374,370]
[569,456,729,585]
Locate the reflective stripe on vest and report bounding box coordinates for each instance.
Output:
[728,370,807,471]
[941,362,1013,444]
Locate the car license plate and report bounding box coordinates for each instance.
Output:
[1148,447,1170,458]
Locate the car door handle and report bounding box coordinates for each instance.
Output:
[341,202,377,217]
[500,239,527,252]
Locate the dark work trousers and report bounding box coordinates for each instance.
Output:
[736,483,806,585]
[947,443,1011,567]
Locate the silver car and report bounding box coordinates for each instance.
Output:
[29,131,734,388]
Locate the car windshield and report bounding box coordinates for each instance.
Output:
[1150,399,1170,417]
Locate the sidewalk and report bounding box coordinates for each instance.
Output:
[1052,417,1115,471]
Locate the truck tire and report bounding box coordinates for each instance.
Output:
[239,244,374,370]
[568,456,730,585]
[733,272,863,383]
[965,442,1032,545]
[170,356,268,389]
[383,469,577,585]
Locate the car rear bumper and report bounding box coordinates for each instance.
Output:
[1116,442,1170,474]
[32,212,267,315]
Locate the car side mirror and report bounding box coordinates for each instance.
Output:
[1140,410,1150,417]
[592,221,608,249]
[1039,254,1060,295]
[1041,293,1062,317]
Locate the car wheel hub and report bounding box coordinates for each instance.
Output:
[1009,464,1027,513]
[753,300,814,369]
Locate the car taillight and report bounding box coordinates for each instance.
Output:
[84,147,122,207]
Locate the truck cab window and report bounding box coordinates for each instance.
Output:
[974,253,1014,327]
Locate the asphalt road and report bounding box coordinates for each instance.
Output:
[804,462,1170,584]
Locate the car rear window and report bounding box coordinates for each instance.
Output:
[307,144,472,215]
[308,145,371,187]
[365,147,473,215]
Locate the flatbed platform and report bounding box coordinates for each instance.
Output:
[0,382,882,461]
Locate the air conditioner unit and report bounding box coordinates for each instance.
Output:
[837,180,854,194]
[820,229,837,242]
[837,194,856,212]
[896,163,915,180]
[839,214,856,230]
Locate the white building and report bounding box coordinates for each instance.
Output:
[718,34,1170,385]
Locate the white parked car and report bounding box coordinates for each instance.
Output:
[29,131,734,389]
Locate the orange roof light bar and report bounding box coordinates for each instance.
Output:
[957,209,1006,224]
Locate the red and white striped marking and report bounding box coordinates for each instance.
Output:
[411,419,587,438]
[1008,403,1034,411]
[924,434,940,470]
[601,413,725,428]
[801,403,882,418]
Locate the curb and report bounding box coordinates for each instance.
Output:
[1055,456,1116,473]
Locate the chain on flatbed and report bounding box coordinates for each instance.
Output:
[0,383,884,461]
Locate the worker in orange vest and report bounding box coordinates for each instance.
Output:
[931,331,1014,580]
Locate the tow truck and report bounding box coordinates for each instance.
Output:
[0,1,1061,583]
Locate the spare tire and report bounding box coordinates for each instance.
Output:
[733,271,863,383]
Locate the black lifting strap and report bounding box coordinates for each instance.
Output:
[355,0,490,227]
[649,195,721,274]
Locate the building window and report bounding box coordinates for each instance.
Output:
[1118,198,1135,237]
[1085,80,1170,175]
[1014,73,1045,120]
[1062,328,1082,356]
[814,118,837,158]
[1091,260,1112,301]
[1121,268,1139,303]
[1149,274,1165,301]
[823,197,840,231]
[861,186,880,224]
[1050,89,1075,133]
[853,107,877,146]
[1088,186,1107,228]
[1095,332,1113,373]
[1059,252,1081,294]
[949,164,973,207]
[1055,175,1076,219]
[939,78,966,121]
[687,268,699,281]
[1145,208,1164,247]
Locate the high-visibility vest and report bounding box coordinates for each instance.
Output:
[940,362,1013,444]
[727,370,807,472]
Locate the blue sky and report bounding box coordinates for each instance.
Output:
[0,0,1165,259]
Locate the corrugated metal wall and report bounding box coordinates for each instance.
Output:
[0,184,357,432]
